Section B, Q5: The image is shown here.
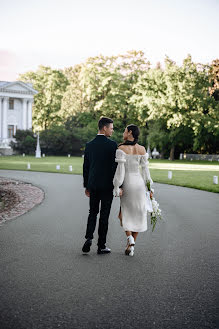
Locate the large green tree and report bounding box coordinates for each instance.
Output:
[61,51,150,126]
[20,65,69,130]
[40,125,82,155]
[18,52,219,155]
[61,64,87,121]
[135,55,219,158]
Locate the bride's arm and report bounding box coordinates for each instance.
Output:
[140,153,153,191]
[113,149,126,197]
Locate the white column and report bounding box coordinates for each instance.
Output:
[27,100,33,129]
[22,98,28,130]
[0,97,2,140]
[2,97,8,140]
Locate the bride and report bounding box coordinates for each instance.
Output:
[113,124,153,256]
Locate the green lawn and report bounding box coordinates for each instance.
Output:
[0,155,83,175]
[0,156,218,193]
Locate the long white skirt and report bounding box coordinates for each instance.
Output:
[120,172,151,232]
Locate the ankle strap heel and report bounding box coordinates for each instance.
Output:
[129,246,134,256]
[127,235,135,246]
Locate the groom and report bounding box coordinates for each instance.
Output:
[82,117,117,254]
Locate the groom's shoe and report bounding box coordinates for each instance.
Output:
[97,246,111,254]
[82,239,92,253]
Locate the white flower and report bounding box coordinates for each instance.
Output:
[150,196,162,231]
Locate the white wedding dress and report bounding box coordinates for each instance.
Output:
[113,149,153,232]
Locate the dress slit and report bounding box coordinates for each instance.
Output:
[118,206,123,227]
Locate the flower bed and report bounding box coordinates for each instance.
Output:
[0,178,44,223]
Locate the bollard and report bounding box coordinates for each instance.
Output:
[27,163,31,170]
[213,176,218,185]
[68,154,71,158]
[43,154,45,157]
[56,165,60,170]
[23,153,25,157]
[69,165,73,172]
[168,171,172,179]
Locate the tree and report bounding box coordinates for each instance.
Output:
[61,51,150,127]
[18,52,219,155]
[64,112,99,148]
[19,66,69,130]
[61,64,87,121]
[135,55,219,158]
[40,125,82,155]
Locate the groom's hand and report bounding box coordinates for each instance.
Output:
[85,189,90,197]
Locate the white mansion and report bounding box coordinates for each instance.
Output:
[0,81,38,155]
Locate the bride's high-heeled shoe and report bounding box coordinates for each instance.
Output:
[129,246,134,257]
[125,235,135,256]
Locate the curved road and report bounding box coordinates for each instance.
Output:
[0,170,218,329]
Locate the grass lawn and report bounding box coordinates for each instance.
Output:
[0,155,83,175]
[0,156,218,193]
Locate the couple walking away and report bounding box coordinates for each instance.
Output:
[82,117,153,256]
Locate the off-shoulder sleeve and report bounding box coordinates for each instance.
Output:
[140,153,153,190]
[113,149,126,196]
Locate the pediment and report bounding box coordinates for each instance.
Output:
[0,81,38,94]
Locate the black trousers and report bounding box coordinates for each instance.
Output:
[85,189,113,248]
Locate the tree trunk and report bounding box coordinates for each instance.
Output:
[170,146,175,161]
[160,150,165,159]
[122,112,127,127]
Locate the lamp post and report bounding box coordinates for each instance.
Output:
[147,144,152,159]
[35,132,41,158]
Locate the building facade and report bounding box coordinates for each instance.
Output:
[0,81,38,155]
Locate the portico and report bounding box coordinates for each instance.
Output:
[0,81,38,155]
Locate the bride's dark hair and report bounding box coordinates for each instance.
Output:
[119,124,140,146]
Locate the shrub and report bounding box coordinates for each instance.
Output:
[10,130,36,154]
[40,125,82,155]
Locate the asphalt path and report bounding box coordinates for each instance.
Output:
[0,170,218,329]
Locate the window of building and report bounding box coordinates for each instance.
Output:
[9,99,14,110]
[8,125,14,138]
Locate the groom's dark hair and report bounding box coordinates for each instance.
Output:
[98,117,113,130]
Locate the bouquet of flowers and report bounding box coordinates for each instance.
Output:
[146,180,162,232]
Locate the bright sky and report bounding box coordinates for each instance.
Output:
[0,0,218,81]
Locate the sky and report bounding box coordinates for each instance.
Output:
[0,0,218,81]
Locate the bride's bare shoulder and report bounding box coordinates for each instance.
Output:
[137,144,146,155]
[118,144,131,155]
[118,145,126,151]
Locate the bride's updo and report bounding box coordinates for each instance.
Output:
[120,124,140,146]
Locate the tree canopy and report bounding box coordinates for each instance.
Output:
[20,66,69,130]
[19,52,219,158]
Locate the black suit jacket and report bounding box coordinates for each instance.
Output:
[83,135,117,191]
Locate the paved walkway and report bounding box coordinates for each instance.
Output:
[0,170,218,329]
